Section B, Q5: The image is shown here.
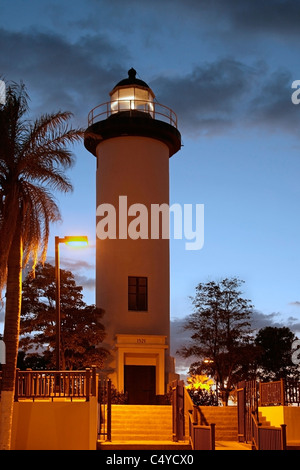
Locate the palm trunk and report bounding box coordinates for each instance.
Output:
[0,224,23,450]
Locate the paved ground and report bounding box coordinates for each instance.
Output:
[99,440,253,451]
[215,441,252,450]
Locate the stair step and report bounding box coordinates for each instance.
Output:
[98,441,192,450]
[109,405,174,443]
[197,407,238,441]
[106,404,239,444]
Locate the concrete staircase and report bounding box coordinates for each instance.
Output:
[98,404,191,450]
[197,406,238,441]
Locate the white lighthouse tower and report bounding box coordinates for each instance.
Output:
[84,69,181,404]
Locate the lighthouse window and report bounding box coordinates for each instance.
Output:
[128,276,148,311]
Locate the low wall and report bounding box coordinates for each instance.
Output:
[0,398,98,450]
[259,406,300,442]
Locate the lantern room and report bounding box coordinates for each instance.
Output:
[110,67,155,114]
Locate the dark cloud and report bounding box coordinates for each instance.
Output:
[46,256,94,272]
[0,27,128,125]
[250,310,283,331]
[103,0,300,38]
[152,59,254,136]
[44,256,95,293]
[247,68,300,133]
[162,0,300,37]
[1,22,299,138]
[152,60,300,137]
[221,0,300,36]
[73,274,95,291]
[170,318,196,380]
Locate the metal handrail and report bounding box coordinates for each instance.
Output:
[0,368,97,402]
[88,99,178,128]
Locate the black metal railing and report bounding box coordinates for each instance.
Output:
[260,379,300,406]
[88,99,178,128]
[0,367,97,402]
[98,378,111,442]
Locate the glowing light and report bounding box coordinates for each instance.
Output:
[63,235,88,247]
[186,374,214,391]
[110,86,154,113]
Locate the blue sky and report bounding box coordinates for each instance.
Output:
[1,1,300,365]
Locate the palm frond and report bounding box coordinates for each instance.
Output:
[0,81,81,292]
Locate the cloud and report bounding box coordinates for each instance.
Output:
[0,27,128,125]
[73,274,95,291]
[163,0,300,38]
[152,60,300,137]
[45,256,95,292]
[152,59,254,136]
[250,309,283,331]
[46,255,94,271]
[220,0,300,36]
[170,308,300,378]
[247,68,300,133]
[170,317,196,379]
[1,25,299,138]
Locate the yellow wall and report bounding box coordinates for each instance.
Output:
[259,406,284,428]
[283,407,300,442]
[0,398,98,450]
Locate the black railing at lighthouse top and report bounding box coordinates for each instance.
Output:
[88,99,178,128]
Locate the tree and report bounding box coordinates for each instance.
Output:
[20,263,108,370]
[0,81,82,450]
[177,278,254,405]
[255,326,299,381]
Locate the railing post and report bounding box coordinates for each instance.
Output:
[26,369,32,398]
[280,378,286,406]
[192,405,198,424]
[210,423,216,450]
[86,368,90,401]
[281,424,287,450]
[91,365,97,397]
[107,379,112,441]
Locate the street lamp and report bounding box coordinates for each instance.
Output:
[55,235,88,371]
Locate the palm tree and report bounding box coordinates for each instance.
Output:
[0,82,82,450]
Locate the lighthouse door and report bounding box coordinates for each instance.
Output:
[124,365,156,404]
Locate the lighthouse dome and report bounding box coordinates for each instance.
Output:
[112,68,151,91]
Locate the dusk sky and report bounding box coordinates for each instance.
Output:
[1,0,300,372]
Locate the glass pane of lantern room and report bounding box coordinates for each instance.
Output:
[119,88,135,100]
[135,88,153,114]
[110,90,119,113]
[135,88,149,102]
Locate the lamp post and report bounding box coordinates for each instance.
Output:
[55,235,88,371]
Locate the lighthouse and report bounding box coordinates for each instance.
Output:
[84,69,181,404]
